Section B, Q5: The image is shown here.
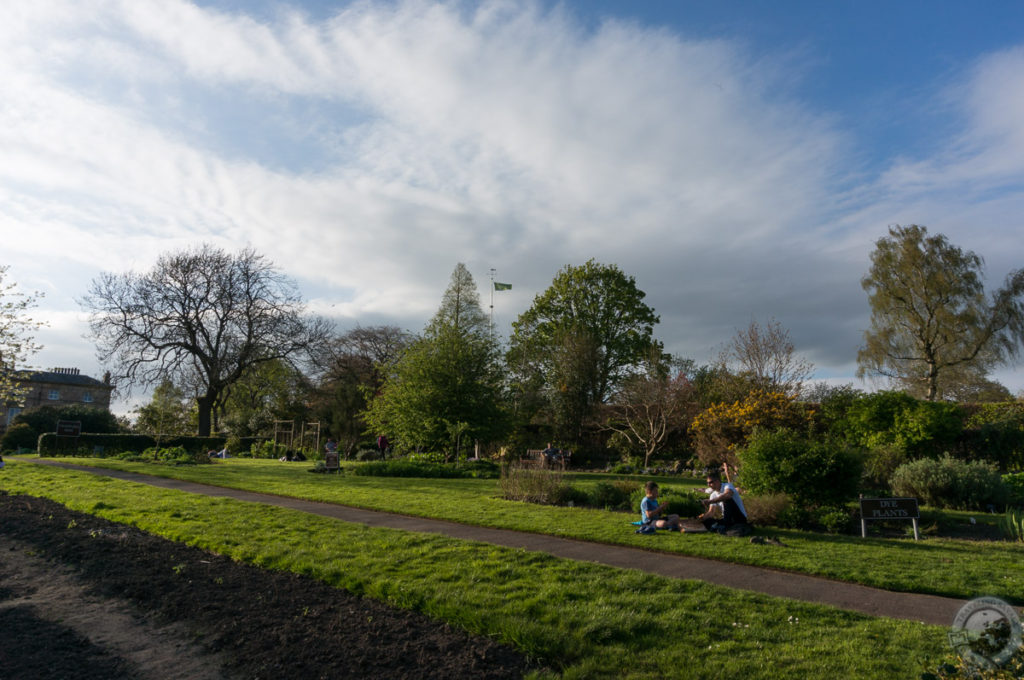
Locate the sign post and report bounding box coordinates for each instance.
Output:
[49,420,82,456]
[859,497,920,540]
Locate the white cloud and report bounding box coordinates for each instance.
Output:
[1,0,1023,397]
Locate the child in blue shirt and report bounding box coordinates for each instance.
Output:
[640,481,680,531]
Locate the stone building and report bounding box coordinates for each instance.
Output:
[4,367,114,428]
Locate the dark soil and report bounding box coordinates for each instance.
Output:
[0,492,533,680]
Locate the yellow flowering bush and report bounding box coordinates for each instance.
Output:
[690,390,813,469]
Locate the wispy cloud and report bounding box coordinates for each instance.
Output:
[2,0,1023,396]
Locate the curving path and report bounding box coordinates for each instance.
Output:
[26,458,972,626]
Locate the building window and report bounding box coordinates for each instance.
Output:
[48,389,60,400]
[6,407,21,426]
[82,392,93,403]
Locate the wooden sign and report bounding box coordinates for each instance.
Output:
[56,420,82,437]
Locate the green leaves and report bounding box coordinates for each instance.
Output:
[0,265,46,408]
[858,225,1024,400]
[364,264,507,456]
[507,260,660,442]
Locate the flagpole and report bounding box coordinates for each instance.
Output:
[489,268,496,337]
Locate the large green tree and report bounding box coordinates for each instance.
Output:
[364,264,506,457]
[81,245,330,435]
[507,260,659,443]
[857,225,1024,401]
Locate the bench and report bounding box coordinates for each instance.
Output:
[522,448,572,470]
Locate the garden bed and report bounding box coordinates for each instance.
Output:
[0,492,532,680]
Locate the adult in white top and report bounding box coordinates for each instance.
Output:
[699,469,748,531]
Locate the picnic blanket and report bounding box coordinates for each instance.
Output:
[631,519,708,533]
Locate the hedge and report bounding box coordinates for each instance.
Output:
[37,433,263,457]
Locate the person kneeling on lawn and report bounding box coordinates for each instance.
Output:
[639,481,681,532]
[699,470,749,534]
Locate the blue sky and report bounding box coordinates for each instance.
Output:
[3,0,1024,413]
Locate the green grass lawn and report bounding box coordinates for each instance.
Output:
[0,459,953,679]
[21,455,1024,604]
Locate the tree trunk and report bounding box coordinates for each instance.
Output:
[196,395,213,436]
[926,362,939,401]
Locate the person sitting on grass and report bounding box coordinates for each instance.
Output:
[698,469,749,534]
[640,481,681,531]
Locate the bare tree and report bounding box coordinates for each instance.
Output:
[721,318,814,397]
[81,245,330,436]
[314,325,412,387]
[606,353,698,468]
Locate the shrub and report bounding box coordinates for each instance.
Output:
[140,445,209,465]
[407,450,446,464]
[221,435,262,456]
[560,485,592,507]
[861,444,910,491]
[959,403,1024,471]
[661,488,703,518]
[691,390,813,469]
[775,504,813,529]
[839,391,963,458]
[742,493,791,526]
[33,432,234,457]
[959,422,1024,471]
[590,481,637,510]
[499,464,571,505]
[248,440,288,459]
[965,401,1024,428]
[839,391,918,449]
[13,404,123,434]
[1004,472,1024,507]
[351,460,499,479]
[738,428,863,507]
[1001,508,1024,542]
[460,460,501,478]
[810,384,864,432]
[354,461,458,478]
[627,485,702,518]
[355,448,383,461]
[1,423,38,452]
[38,432,142,456]
[815,506,853,534]
[890,454,1009,510]
[892,401,963,457]
[224,434,244,454]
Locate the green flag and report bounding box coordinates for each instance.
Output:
[494,282,512,291]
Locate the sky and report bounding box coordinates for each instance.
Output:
[3,0,1024,415]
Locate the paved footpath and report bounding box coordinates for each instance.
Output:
[26,459,974,626]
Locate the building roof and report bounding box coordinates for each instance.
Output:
[27,368,112,389]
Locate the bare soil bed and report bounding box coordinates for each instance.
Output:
[0,492,533,680]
